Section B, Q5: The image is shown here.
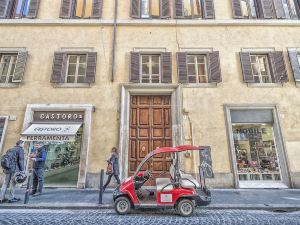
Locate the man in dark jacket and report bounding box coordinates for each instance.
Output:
[30,142,47,196]
[0,140,25,203]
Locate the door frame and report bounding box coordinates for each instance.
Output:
[119,84,184,180]
[224,104,291,188]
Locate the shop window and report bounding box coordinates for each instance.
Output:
[233,124,281,182]
[130,0,170,18]
[140,55,161,83]
[232,0,299,19]
[66,55,87,83]
[174,0,215,19]
[186,55,208,83]
[59,0,103,19]
[0,0,40,19]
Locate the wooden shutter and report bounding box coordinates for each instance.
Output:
[85,52,97,83]
[288,49,300,82]
[130,52,140,83]
[91,0,103,18]
[0,0,13,18]
[131,0,140,18]
[12,51,28,83]
[273,0,286,19]
[232,0,243,18]
[26,0,40,18]
[174,0,184,18]
[257,0,274,18]
[202,0,215,19]
[161,52,172,83]
[294,0,300,18]
[207,51,222,83]
[240,52,255,83]
[177,52,188,83]
[59,0,74,18]
[51,52,67,83]
[160,0,170,18]
[269,51,288,82]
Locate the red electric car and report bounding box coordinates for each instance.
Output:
[113,145,211,217]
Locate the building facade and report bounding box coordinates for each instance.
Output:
[0,0,300,189]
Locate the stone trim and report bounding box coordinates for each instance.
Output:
[247,83,284,88]
[52,83,91,88]
[22,104,94,189]
[181,83,218,88]
[0,83,20,88]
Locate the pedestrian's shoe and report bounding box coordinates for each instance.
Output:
[0,199,7,204]
[32,192,42,197]
[8,198,21,203]
[30,191,36,195]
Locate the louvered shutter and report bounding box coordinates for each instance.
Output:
[12,51,28,83]
[174,0,184,18]
[288,49,300,82]
[177,52,188,83]
[130,52,140,83]
[202,0,215,19]
[51,52,67,83]
[160,0,170,18]
[240,52,255,83]
[232,0,243,18]
[0,0,13,19]
[85,52,97,83]
[91,0,103,18]
[131,0,140,18]
[59,0,74,18]
[207,51,222,83]
[273,0,286,18]
[257,0,274,18]
[269,51,288,82]
[26,0,40,18]
[161,52,172,83]
[294,0,300,18]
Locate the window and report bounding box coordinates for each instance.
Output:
[183,0,201,18]
[186,55,208,83]
[141,55,161,83]
[131,0,170,18]
[0,117,8,154]
[66,55,87,83]
[0,54,17,83]
[60,0,103,19]
[250,55,272,83]
[0,0,40,19]
[175,0,215,19]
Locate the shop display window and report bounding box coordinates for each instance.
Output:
[232,124,281,181]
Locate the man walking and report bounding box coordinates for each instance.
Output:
[0,140,25,203]
[30,142,47,196]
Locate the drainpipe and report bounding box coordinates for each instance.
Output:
[111,0,118,82]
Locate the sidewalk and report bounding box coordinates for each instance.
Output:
[0,188,300,211]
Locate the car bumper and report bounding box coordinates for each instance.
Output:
[112,185,122,201]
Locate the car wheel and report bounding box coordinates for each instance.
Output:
[176,199,194,217]
[114,197,131,215]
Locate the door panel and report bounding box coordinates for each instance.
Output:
[129,95,172,185]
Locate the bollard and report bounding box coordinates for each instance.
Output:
[99,169,104,204]
[24,170,33,204]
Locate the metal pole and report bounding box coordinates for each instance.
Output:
[24,169,32,204]
[99,169,104,204]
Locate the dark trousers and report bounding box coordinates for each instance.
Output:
[32,168,45,193]
[103,174,120,190]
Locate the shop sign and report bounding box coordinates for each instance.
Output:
[33,111,84,123]
[22,135,75,142]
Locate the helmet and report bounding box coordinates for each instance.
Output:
[14,172,27,184]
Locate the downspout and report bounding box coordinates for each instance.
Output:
[111,0,118,82]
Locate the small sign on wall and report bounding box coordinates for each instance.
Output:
[200,146,214,178]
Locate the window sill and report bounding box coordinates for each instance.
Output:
[52,83,92,88]
[0,83,20,88]
[181,83,218,88]
[247,83,283,88]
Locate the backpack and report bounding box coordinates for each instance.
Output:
[1,149,17,171]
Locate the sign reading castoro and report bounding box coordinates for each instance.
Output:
[33,111,84,123]
[21,124,82,143]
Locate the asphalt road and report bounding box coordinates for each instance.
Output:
[0,209,299,225]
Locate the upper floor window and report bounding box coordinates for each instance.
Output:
[0,51,28,84]
[0,117,8,154]
[0,0,40,19]
[131,0,170,19]
[51,51,97,84]
[60,0,103,19]
[130,52,172,83]
[177,51,221,84]
[175,0,215,19]
[240,51,288,84]
[232,0,299,19]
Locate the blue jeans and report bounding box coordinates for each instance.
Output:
[32,168,44,193]
[0,173,16,200]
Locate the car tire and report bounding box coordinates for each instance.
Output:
[176,199,194,217]
[114,197,131,215]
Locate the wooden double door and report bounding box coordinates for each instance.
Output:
[129,95,172,184]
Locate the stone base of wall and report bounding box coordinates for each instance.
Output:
[291,172,300,188]
[86,172,119,188]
